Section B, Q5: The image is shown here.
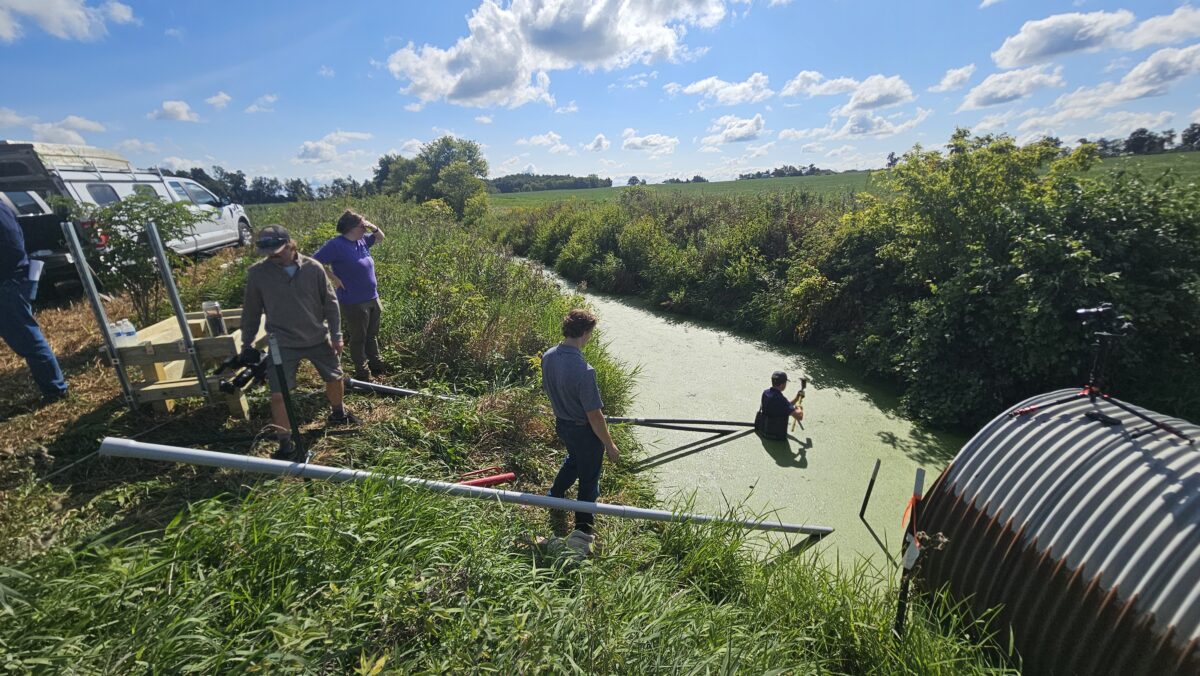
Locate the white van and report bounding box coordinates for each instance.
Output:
[0,141,251,269]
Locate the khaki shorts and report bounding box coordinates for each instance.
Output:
[267,342,344,392]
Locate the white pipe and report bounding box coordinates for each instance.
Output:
[99,437,834,536]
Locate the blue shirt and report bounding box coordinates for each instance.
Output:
[761,387,796,418]
[0,202,29,281]
[541,343,604,423]
[312,233,378,305]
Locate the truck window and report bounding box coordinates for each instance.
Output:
[167,181,191,202]
[182,182,220,208]
[86,184,121,205]
[132,184,164,200]
[0,161,32,178]
[2,191,45,215]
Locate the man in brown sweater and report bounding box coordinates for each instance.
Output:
[241,225,359,459]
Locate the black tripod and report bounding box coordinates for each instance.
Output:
[1008,304,1193,444]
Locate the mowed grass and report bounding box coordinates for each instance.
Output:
[489,150,1200,209]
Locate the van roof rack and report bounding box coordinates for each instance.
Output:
[0,140,136,174]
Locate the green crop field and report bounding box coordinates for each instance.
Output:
[489,150,1200,209]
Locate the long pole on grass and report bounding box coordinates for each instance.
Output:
[99,437,835,536]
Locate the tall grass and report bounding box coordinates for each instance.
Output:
[0,197,1015,672]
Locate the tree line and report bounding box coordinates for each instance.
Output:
[489,173,611,193]
[1077,123,1200,157]
[160,136,491,218]
[737,164,834,180]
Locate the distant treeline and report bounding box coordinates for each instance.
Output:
[489,173,612,193]
[738,164,835,180]
[1077,123,1200,157]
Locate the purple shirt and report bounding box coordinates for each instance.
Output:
[313,233,378,305]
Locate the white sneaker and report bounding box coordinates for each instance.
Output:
[565,529,595,558]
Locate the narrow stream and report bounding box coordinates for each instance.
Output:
[555,277,967,567]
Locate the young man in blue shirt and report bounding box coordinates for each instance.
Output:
[541,309,619,555]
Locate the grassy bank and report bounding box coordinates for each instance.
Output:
[0,199,1014,672]
[490,135,1200,428]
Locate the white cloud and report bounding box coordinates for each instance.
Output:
[400,138,423,155]
[205,91,231,109]
[159,156,205,172]
[584,133,610,151]
[244,94,278,113]
[116,138,159,154]
[799,142,824,153]
[517,130,572,154]
[386,1,728,109]
[475,115,493,124]
[30,115,104,144]
[779,124,833,141]
[780,70,858,97]
[148,100,199,122]
[768,0,794,6]
[991,10,1134,68]
[164,27,182,39]
[701,113,765,145]
[745,141,774,158]
[837,74,914,115]
[929,64,975,93]
[317,65,335,78]
[0,107,35,127]
[1023,43,1200,131]
[832,108,931,139]
[294,130,373,164]
[979,0,1003,8]
[958,64,1064,111]
[1091,110,1175,138]
[1194,107,1200,123]
[1125,6,1200,50]
[555,100,579,114]
[621,127,678,156]
[404,102,424,112]
[0,0,137,43]
[619,70,657,89]
[971,109,1028,133]
[667,72,773,107]
[825,144,856,157]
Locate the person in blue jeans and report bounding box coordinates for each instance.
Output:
[0,202,67,405]
[541,309,619,551]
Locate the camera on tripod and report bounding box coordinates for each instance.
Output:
[1076,303,1132,337]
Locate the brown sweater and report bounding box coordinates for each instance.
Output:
[241,253,341,350]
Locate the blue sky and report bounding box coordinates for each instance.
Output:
[2,1,1198,184]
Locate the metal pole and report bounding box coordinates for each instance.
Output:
[99,437,835,536]
[267,333,304,456]
[894,468,926,638]
[346,378,458,401]
[605,416,756,428]
[144,221,209,396]
[61,221,136,410]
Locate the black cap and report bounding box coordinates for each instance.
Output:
[771,371,788,385]
[254,224,290,256]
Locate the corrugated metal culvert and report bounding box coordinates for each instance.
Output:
[918,389,1200,675]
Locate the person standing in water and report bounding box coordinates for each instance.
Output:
[755,371,806,440]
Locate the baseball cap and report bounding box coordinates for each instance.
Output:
[254,225,290,256]
[771,371,788,385]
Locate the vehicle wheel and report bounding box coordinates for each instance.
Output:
[237,219,252,246]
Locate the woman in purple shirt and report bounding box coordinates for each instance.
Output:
[313,209,389,380]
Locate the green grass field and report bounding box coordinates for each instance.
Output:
[489,150,1200,209]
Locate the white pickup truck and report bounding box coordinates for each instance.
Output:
[0,141,252,291]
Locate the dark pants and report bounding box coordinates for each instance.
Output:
[342,297,383,378]
[0,278,67,399]
[549,419,604,534]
